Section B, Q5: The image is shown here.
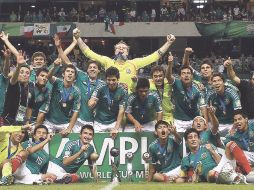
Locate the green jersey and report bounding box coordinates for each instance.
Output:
[181,145,218,181]
[125,91,162,124]
[22,140,49,174]
[200,129,221,147]
[172,78,206,121]
[31,84,51,122]
[206,86,241,124]
[46,78,81,124]
[52,139,94,173]
[224,121,254,152]
[193,70,239,101]
[149,137,182,173]
[0,74,8,115]
[92,83,128,124]
[75,69,104,122]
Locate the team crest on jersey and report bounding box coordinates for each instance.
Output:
[126,68,131,74]
[201,152,207,159]
[64,151,71,157]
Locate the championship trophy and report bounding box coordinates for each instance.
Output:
[110,147,121,182]
[142,152,151,178]
[125,152,134,181]
[88,153,99,182]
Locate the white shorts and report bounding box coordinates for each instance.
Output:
[43,120,69,133]
[93,121,117,132]
[47,161,68,180]
[14,162,42,184]
[213,154,236,173]
[174,119,193,133]
[163,166,181,178]
[218,124,232,136]
[124,121,156,132]
[73,119,94,133]
[244,151,254,166]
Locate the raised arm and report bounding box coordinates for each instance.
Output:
[10,50,26,85]
[157,34,176,56]
[207,103,219,135]
[63,37,77,55]
[166,53,175,84]
[224,57,241,85]
[182,47,194,66]
[0,31,19,56]
[47,58,61,83]
[54,34,72,65]
[63,144,89,166]
[26,134,52,154]
[1,46,11,77]
[73,28,88,53]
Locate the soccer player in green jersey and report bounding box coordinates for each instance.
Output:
[148,120,182,182]
[125,78,163,132]
[176,128,221,183]
[167,56,207,132]
[0,46,11,124]
[73,28,176,93]
[25,67,51,126]
[207,72,242,134]
[88,67,127,138]
[11,125,56,184]
[47,125,98,184]
[44,59,81,137]
[223,111,254,175]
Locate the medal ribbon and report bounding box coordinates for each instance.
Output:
[62,86,74,103]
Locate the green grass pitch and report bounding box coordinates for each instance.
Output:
[1,183,254,190]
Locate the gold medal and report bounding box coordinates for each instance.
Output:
[62,103,67,107]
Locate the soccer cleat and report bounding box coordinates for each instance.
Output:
[55,175,72,184]
[0,175,14,186]
[246,171,254,183]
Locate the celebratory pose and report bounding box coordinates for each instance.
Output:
[47,125,98,184]
[73,28,175,92]
[148,120,182,182]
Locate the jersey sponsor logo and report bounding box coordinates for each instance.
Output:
[126,68,131,74]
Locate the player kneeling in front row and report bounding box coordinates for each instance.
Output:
[1,125,56,185]
[148,120,182,182]
[47,124,98,184]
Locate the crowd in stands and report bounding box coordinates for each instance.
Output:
[2,2,254,23]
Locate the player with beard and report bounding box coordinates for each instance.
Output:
[44,59,81,137]
[4,125,56,185]
[125,78,162,132]
[167,55,207,132]
[47,125,98,184]
[206,73,242,134]
[149,54,174,124]
[88,67,127,138]
[224,57,254,122]
[73,28,176,93]
[148,120,182,182]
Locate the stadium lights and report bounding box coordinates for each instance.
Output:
[31,5,35,8]
[197,5,204,9]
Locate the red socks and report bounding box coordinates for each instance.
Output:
[70,174,79,183]
[11,155,23,173]
[228,141,251,174]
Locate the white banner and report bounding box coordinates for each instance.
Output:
[33,23,50,36]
